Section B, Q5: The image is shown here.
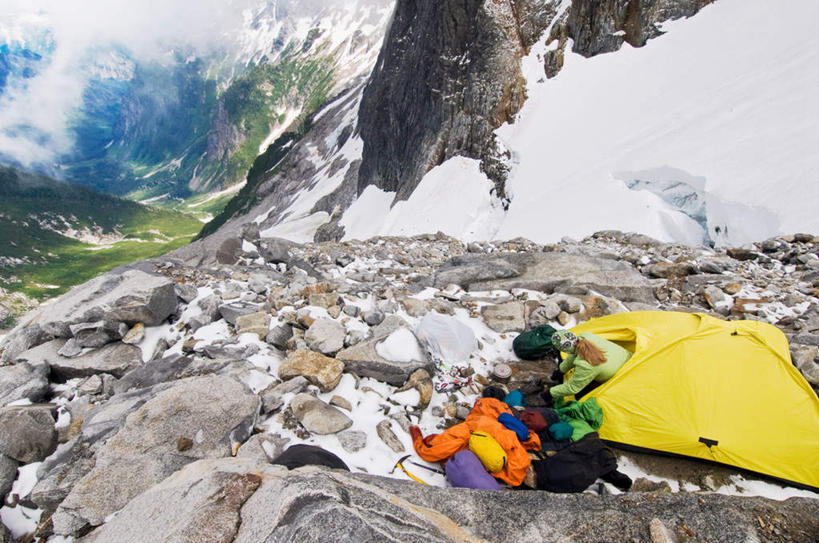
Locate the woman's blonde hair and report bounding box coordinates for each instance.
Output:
[577,339,607,366]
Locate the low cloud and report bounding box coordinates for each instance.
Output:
[0,0,263,169]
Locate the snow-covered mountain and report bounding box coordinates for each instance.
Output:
[203,0,817,250]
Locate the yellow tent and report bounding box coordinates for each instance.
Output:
[568,311,819,491]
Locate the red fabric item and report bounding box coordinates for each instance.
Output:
[423,434,439,447]
[519,410,548,432]
[410,398,541,486]
[409,425,423,443]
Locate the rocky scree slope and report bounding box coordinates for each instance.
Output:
[0,230,818,541]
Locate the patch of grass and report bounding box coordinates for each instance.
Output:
[0,164,202,301]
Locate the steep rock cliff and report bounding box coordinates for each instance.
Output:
[357,0,557,202]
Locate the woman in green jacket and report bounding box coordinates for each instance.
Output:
[548,329,632,403]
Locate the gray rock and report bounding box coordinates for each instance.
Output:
[247,272,271,294]
[305,318,346,355]
[240,464,819,543]
[435,253,657,303]
[703,285,734,316]
[38,270,177,337]
[481,302,525,333]
[0,454,18,503]
[174,283,198,303]
[57,337,84,357]
[113,354,193,394]
[0,405,57,463]
[216,236,243,265]
[236,433,290,463]
[337,430,367,453]
[376,420,404,453]
[78,458,265,543]
[26,340,143,380]
[260,376,310,414]
[308,292,341,309]
[0,324,52,364]
[289,393,352,435]
[792,345,819,386]
[336,334,433,386]
[235,311,270,339]
[218,301,261,325]
[69,320,128,348]
[80,385,171,445]
[52,375,259,535]
[121,323,145,345]
[529,302,561,327]
[0,362,49,407]
[188,293,222,331]
[31,437,96,513]
[266,324,293,350]
[259,238,295,264]
[793,334,819,347]
[362,309,385,326]
[371,315,411,339]
[342,304,361,317]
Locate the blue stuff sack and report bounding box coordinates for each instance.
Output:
[446,450,502,490]
[498,412,529,442]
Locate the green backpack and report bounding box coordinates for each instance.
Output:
[513,324,558,360]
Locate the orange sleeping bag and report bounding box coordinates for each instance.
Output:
[411,398,541,486]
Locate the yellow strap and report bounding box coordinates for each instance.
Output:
[398,463,429,485]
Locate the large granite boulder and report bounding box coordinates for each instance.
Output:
[36,270,177,337]
[304,318,346,355]
[0,362,49,407]
[72,458,819,543]
[0,405,57,463]
[434,252,657,303]
[16,339,142,380]
[52,375,259,535]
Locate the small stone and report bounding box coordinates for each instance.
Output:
[727,248,757,261]
[455,406,470,420]
[176,437,193,452]
[557,311,571,326]
[529,303,560,327]
[376,420,404,453]
[342,304,360,317]
[337,430,367,452]
[481,302,525,333]
[290,393,352,435]
[57,338,83,358]
[304,318,346,356]
[266,324,293,350]
[723,283,742,295]
[445,405,457,418]
[122,323,145,345]
[363,309,385,326]
[297,314,316,329]
[431,406,444,417]
[330,395,352,411]
[327,305,342,319]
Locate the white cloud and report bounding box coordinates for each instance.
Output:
[0,0,263,169]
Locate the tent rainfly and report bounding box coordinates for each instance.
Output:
[568,311,819,491]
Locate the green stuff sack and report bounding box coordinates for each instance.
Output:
[468,431,507,473]
[513,324,558,360]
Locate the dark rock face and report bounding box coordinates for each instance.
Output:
[358,0,556,202]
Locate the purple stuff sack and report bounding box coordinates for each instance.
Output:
[446,450,502,490]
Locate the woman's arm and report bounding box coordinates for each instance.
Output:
[550,362,597,399]
[558,353,577,374]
